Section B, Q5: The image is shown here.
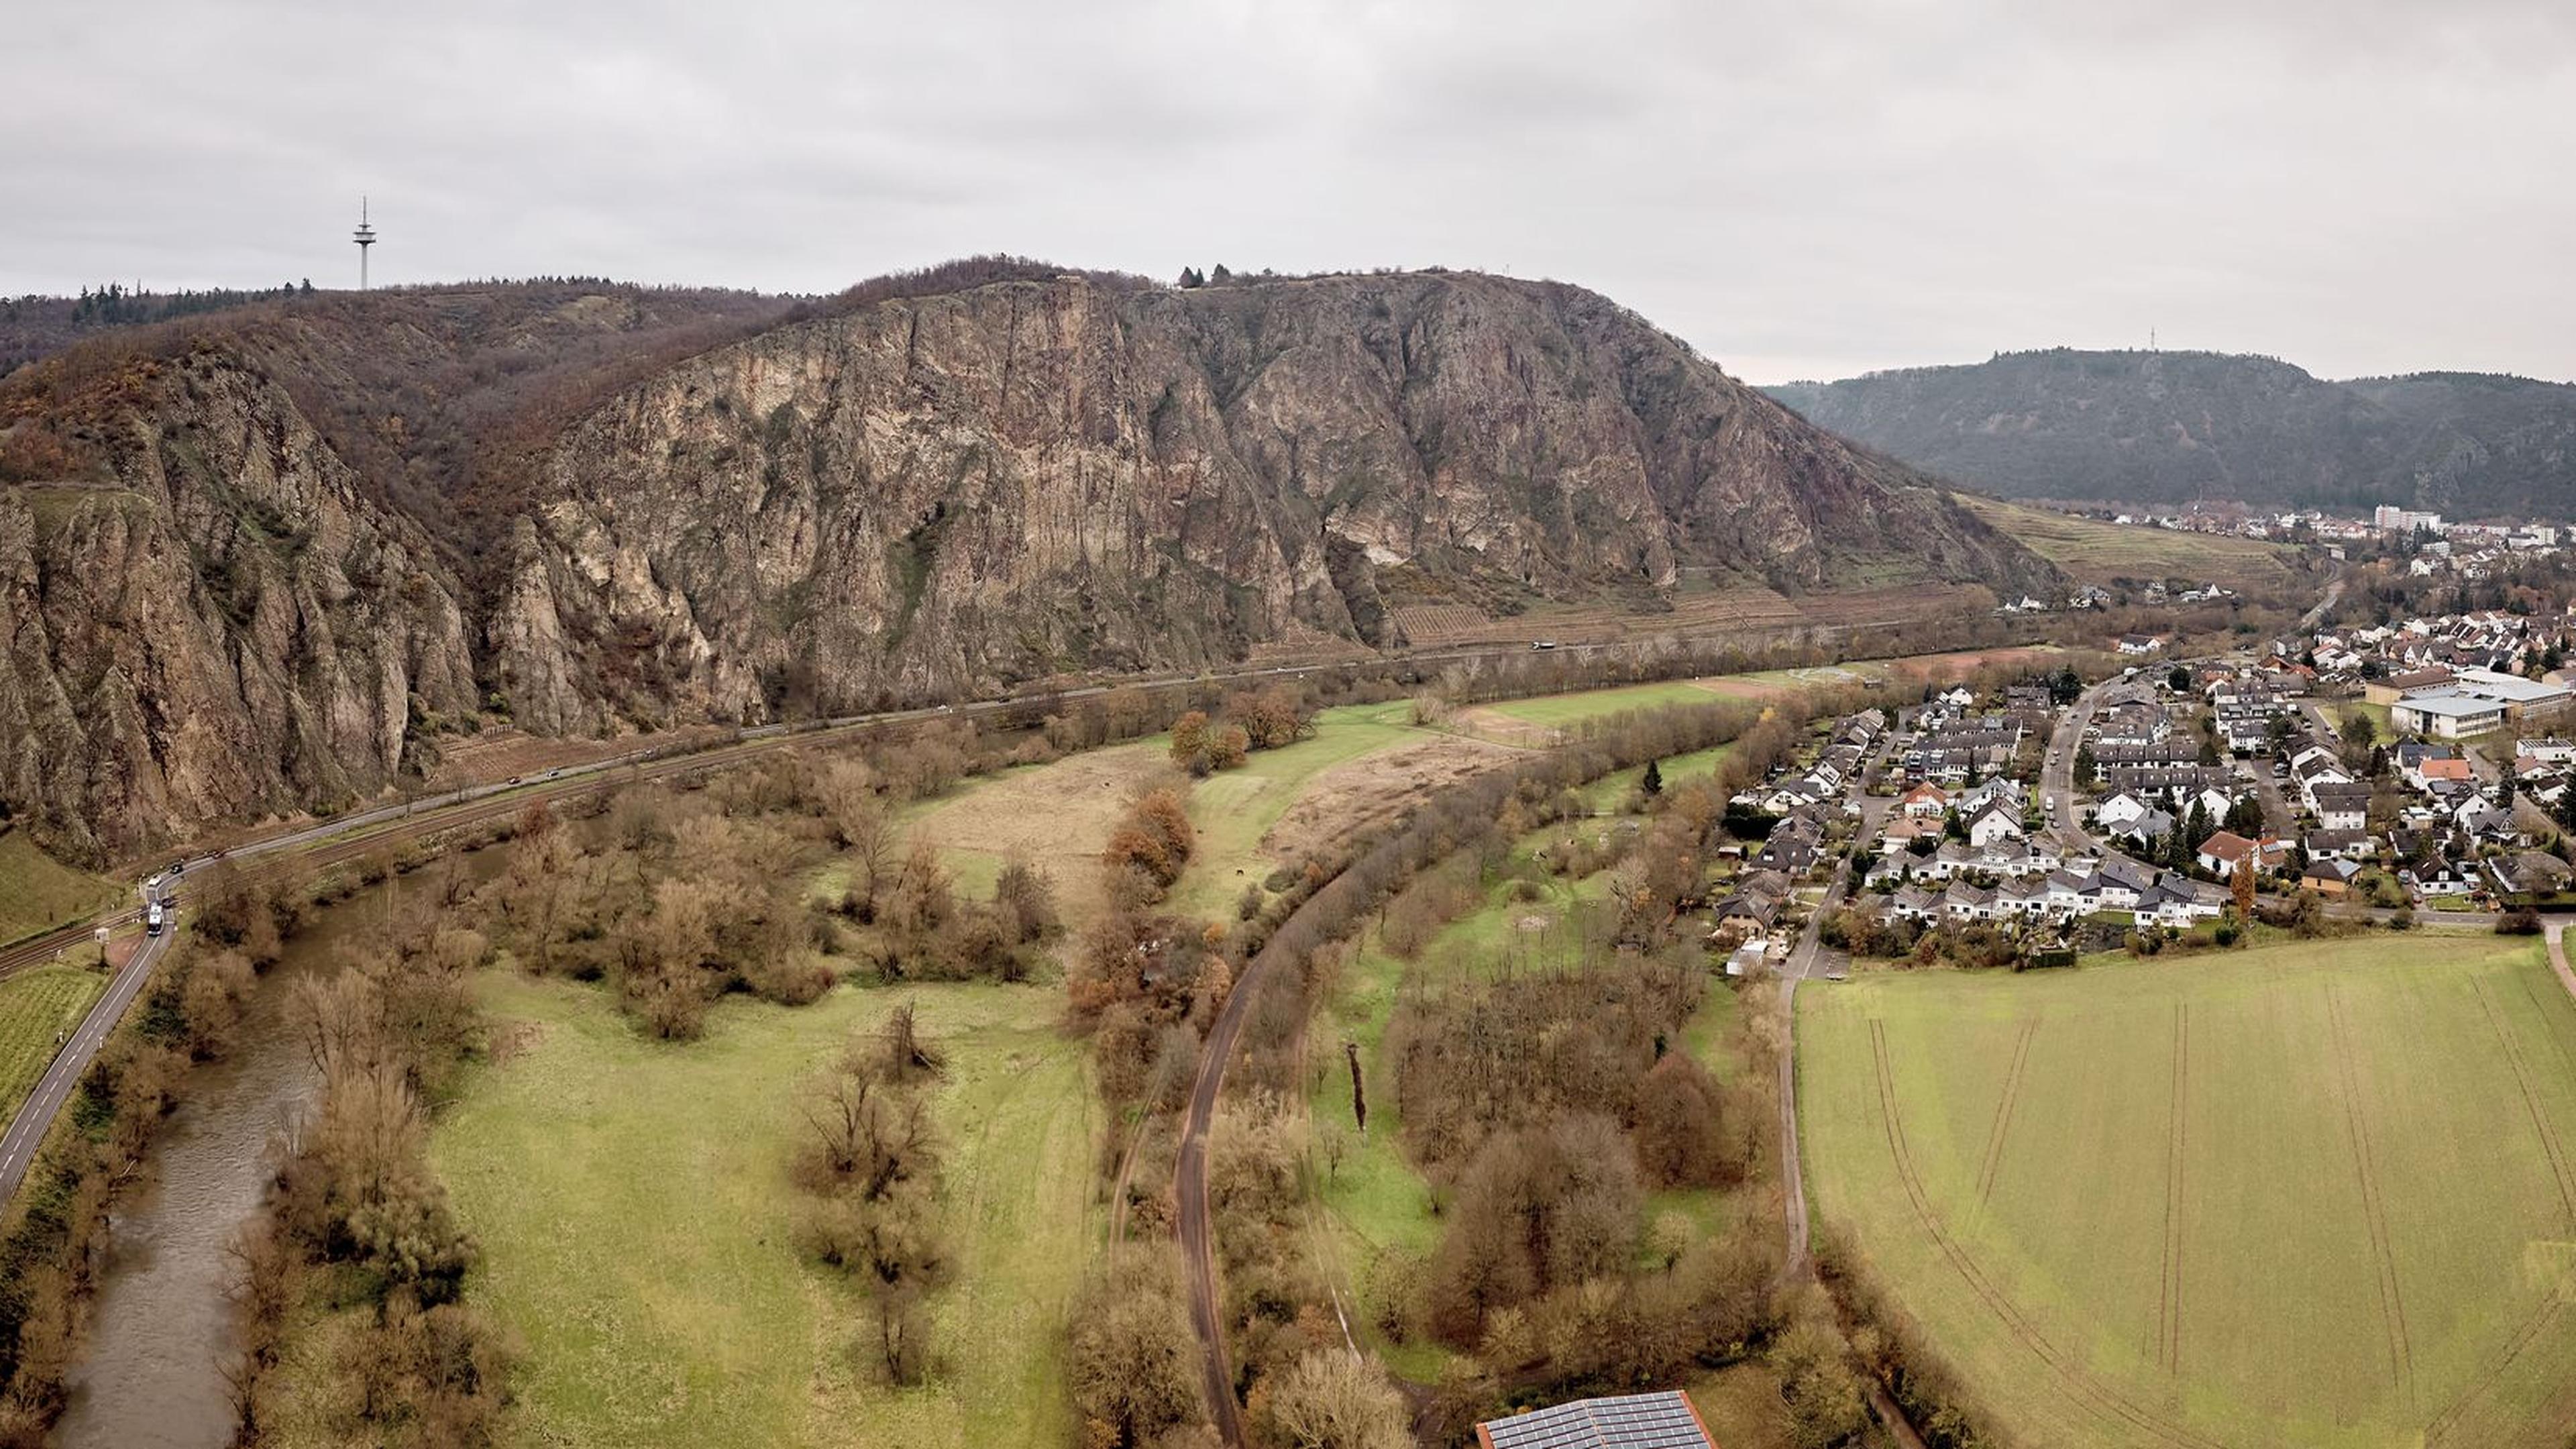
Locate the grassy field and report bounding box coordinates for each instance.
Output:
[0,829,119,944]
[1484,680,1726,729]
[1170,701,1508,918]
[1580,743,1733,810]
[427,976,1096,1449]
[1957,496,2296,592]
[893,741,1167,932]
[1799,937,2576,1448]
[2339,700,2398,745]
[0,963,105,1119]
[1464,647,2065,746]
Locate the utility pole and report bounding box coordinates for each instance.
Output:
[354,197,377,290]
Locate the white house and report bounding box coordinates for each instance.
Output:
[2044,871,2092,915]
[2311,784,2371,833]
[2519,737,2576,767]
[2096,793,2153,832]
[1944,883,1998,921]
[1967,804,2026,849]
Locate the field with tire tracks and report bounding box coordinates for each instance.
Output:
[1799,937,2576,1448]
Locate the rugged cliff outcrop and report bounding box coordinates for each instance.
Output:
[495,272,2049,730]
[0,354,477,859]
[1,268,2050,854]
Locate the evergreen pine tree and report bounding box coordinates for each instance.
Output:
[1642,758,1663,797]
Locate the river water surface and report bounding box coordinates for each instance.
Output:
[54,869,469,1449]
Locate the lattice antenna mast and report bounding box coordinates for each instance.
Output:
[354,197,377,290]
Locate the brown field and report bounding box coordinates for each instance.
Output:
[1449,708,1564,748]
[425,725,727,791]
[1957,496,2299,593]
[1389,582,1995,649]
[1260,733,1519,869]
[1693,645,2065,700]
[1241,624,1379,665]
[902,741,1167,930]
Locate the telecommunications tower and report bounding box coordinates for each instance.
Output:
[354,197,377,290]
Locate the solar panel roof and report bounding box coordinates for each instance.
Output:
[1478,1390,1715,1449]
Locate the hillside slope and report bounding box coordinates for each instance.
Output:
[1,267,2050,854]
[1768,349,2576,517]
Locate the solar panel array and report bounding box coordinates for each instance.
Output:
[1481,1390,1713,1449]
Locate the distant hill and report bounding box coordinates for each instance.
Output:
[1766,349,2576,519]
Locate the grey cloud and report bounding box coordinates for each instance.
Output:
[2,0,2569,384]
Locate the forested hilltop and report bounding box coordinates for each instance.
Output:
[1768,348,2576,517]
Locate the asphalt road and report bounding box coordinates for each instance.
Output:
[2042,680,2235,907]
[1176,932,1260,1446]
[1774,863,1843,1279]
[0,926,172,1204]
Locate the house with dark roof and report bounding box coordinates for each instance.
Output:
[1943,882,1998,921]
[2492,851,2574,896]
[2133,876,2220,928]
[1877,885,1944,922]
[1754,820,1823,873]
[2310,784,2371,833]
[1966,802,2026,848]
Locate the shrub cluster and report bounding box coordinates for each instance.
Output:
[793,1004,953,1385]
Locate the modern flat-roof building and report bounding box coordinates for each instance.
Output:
[2391,690,2508,740]
[2448,666,2574,719]
[1478,1391,1718,1449]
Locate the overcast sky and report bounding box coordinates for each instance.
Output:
[11,0,2574,384]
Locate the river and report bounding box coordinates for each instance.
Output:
[54,862,486,1449]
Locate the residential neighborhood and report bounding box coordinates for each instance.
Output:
[1706,619,2576,979]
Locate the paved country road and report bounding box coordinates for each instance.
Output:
[1176,930,1260,1446]
[0,928,172,1205]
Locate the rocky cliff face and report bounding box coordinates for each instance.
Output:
[0,354,477,859]
[495,272,2048,730]
[2,270,2049,855]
